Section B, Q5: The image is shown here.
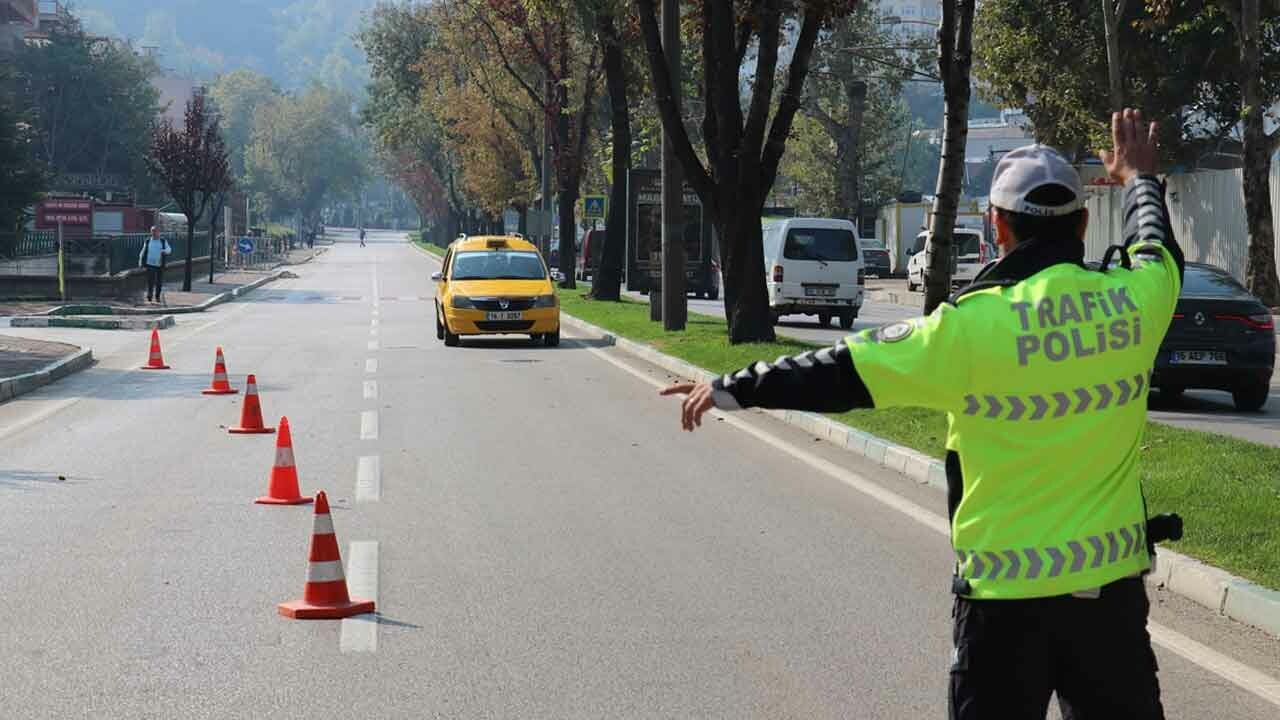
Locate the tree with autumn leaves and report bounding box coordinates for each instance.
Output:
[145,92,232,292]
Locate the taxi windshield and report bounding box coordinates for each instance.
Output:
[451,250,546,281]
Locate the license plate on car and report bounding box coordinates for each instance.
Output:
[804,286,836,297]
[1170,350,1227,365]
[486,311,523,321]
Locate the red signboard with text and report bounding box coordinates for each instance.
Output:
[36,198,92,228]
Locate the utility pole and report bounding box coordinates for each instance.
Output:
[659,0,686,329]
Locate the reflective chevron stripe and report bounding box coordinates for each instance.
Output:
[962,371,1152,421]
[957,521,1148,583]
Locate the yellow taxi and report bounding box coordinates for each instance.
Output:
[432,234,561,347]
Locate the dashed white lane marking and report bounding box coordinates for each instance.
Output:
[339,541,379,653]
[370,328,378,338]
[367,340,379,351]
[356,455,381,502]
[365,358,377,374]
[571,331,1280,709]
[371,318,379,328]
[363,380,378,400]
[360,410,378,440]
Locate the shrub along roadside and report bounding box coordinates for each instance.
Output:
[558,292,1280,591]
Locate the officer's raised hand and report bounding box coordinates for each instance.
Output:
[1099,108,1158,184]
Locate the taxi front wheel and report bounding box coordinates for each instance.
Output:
[544,329,560,347]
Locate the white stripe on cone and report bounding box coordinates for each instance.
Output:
[274,446,295,468]
[312,514,335,536]
[306,559,345,583]
[246,382,258,394]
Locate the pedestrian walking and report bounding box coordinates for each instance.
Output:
[661,109,1181,719]
[138,226,172,304]
[359,227,366,247]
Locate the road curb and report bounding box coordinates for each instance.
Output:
[8,314,176,330]
[40,268,294,317]
[557,310,1280,639]
[0,347,94,404]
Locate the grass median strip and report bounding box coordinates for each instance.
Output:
[560,292,1280,591]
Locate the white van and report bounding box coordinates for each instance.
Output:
[762,217,865,329]
[905,227,993,292]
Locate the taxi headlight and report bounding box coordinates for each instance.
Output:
[451,295,475,309]
[532,294,557,308]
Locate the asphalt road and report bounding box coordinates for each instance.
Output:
[0,228,1276,718]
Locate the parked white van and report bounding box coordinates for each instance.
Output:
[905,227,993,292]
[762,217,865,328]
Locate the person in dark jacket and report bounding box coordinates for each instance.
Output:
[138,227,172,303]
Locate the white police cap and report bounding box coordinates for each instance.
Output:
[989,144,1085,217]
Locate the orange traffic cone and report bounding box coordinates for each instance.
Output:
[140,329,170,370]
[256,417,312,505]
[278,490,375,619]
[228,374,275,434]
[201,346,239,395]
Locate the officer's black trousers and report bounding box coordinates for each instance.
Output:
[948,576,1165,719]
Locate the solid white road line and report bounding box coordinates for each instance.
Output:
[356,455,381,502]
[571,331,1280,709]
[360,410,379,440]
[367,340,379,351]
[339,541,379,653]
[363,380,378,400]
[365,358,378,374]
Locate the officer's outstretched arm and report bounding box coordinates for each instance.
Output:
[704,342,875,412]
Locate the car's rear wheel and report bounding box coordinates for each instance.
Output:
[707,287,719,301]
[443,320,460,347]
[839,311,856,330]
[529,333,543,345]
[769,309,781,326]
[1232,381,1269,412]
[907,279,918,292]
[818,312,832,327]
[544,329,560,347]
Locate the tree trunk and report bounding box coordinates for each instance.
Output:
[716,189,775,343]
[835,80,868,220]
[924,0,976,314]
[1238,0,1279,305]
[590,14,630,302]
[517,203,529,238]
[184,219,195,291]
[1100,0,1125,111]
[557,182,578,289]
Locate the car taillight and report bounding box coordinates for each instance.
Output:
[857,267,865,285]
[1216,313,1275,330]
[980,241,991,264]
[772,265,783,283]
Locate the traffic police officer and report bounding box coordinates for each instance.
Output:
[662,109,1181,719]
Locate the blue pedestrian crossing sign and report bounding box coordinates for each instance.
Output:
[584,195,607,220]
[237,237,255,254]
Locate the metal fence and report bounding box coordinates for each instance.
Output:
[0,229,58,260]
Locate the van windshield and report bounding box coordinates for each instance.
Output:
[783,228,858,262]
[913,232,983,256]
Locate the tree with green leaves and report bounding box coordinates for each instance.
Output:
[11,22,160,192]
[974,0,1280,303]
[0,67,47,253]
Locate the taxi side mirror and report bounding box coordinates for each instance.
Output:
[430,272,442,282]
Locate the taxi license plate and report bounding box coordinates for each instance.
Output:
[486,311,523,321]
[1170,350,1227,365]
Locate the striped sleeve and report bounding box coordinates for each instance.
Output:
[709,342,875,412]
[1122,175,1183,283]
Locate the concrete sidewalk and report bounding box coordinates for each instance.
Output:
[0,246,324,316]
[0,335,93,403]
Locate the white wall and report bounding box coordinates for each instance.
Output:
[1083,154,1280,284]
